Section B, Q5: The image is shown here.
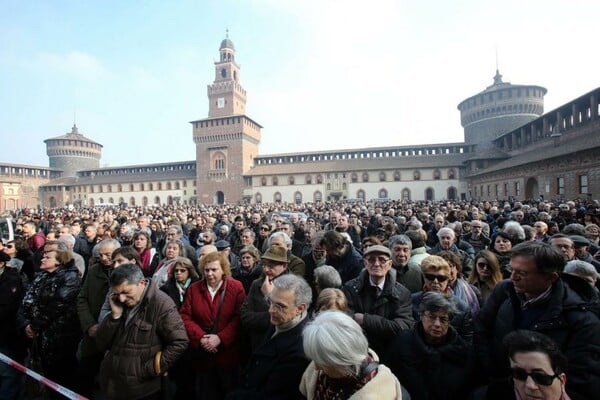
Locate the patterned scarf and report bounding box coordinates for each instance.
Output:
[313,356,377,400]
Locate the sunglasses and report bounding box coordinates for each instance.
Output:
[260,227,270,231]
[424,273,449,282]
[174,269,187,273]
[510,367,559,386]
[476,262,490,269]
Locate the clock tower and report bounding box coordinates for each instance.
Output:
[192,34,262,204]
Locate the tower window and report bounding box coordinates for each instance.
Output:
[221,68,226,78]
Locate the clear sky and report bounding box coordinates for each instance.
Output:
[1,0,599,168]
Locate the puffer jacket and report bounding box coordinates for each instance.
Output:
[18,261,81,365]
[474,277,600,400]
[343,269,415,355]
[96,280,189,400]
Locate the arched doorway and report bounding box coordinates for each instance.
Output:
[447,187,457,200]
[216,191,225,204]
[425,188,434,201]
[525,177,539,200]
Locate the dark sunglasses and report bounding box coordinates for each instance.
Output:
[424,273,449,282]
[510,367,559,386]
[174,269,188,273]
[260,227,270,231]
[476,262,491,269]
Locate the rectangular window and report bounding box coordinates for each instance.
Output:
[515,182,521,196]
[504,183,509,196]
[557,177,565,195]
[579,175,588,194]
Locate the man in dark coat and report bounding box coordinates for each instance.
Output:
[231,274,311,400]
[474,242,600,400]
[343,245,415,356]
[96,264,189,400]
[319,230,362,284]
[76,239,121,397]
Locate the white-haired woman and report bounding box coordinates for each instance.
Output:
[300,310,408,399]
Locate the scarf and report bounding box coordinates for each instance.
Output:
[139,248,152,275]
[452,278,480,317]
[175,278,191,303]
[314,355,377,400]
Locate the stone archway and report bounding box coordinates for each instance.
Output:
[525,177,539,200]
[216,191,225,205]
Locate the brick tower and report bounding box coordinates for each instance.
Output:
[192,34,262,204]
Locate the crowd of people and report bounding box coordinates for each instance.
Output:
[0,196,599,400]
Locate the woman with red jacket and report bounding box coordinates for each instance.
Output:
[180,251,246,400]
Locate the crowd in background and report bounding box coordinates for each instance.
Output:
[0,196,599,400]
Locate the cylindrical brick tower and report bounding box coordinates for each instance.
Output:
[44,125,103,177]
[457,70,547,151]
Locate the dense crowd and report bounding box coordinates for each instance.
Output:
[0,197,599,400]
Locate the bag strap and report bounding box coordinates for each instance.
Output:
[207,281,227,334]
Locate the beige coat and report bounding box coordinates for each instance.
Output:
[299,354,403,400]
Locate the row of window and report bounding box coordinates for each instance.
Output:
[254,187,458,204]
[259,169,457,186]
[557,175,588,195]
[473,175,589,198]
[73,180,192,194]
[79,163,195,177]
[256,149,466,165]
[0,167,49,177]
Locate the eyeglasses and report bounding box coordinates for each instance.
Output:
[510,367,559,386]
[265,297,288,312]
[424,273,449,282]
[476,262,490,269]
[174,269,187,273]
[260,227,270,231]
[365,256,390,265]
[423,312,450,325]
[262,263,282,269]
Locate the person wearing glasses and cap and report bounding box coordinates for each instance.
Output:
[342,245,414,357]
[475,242,600,400]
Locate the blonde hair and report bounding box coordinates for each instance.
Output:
[420,255,451,276]
[316,288,348,312]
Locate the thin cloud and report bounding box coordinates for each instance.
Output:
[39,51,107,81]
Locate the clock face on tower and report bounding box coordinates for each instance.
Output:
[217,98,225,108]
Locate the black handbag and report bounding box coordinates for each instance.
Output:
[190,283,226,360]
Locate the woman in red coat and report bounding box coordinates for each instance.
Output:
[180,251,246,400]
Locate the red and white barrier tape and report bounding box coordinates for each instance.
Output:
[0,352,88,400]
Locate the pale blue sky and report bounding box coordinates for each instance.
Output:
[1,0,599,167]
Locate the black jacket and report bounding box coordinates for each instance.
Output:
[232,317,309,400]
[17,261,82,365]
[0,267,26,359]
[474,277,600,400]
[385,323,475,400]
[343,269,415,355]
[325,244,363,284]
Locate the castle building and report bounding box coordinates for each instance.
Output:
[0,35,598,212]
[192,35,262,204]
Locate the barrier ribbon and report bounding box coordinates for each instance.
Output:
[0,352,88,400]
